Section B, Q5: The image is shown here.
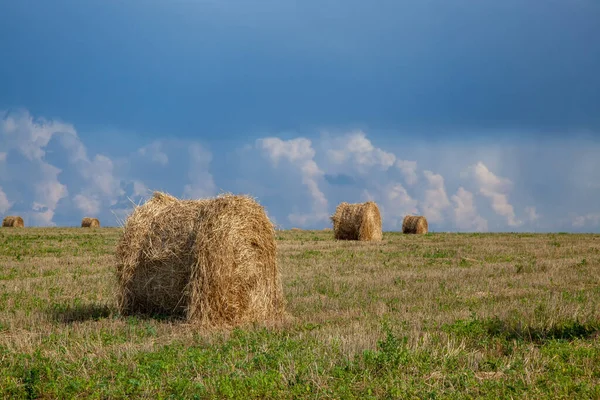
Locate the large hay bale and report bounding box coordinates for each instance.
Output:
[330,201,382,241]
[402,215,428,234]
[81,217,100,228]
[115,191,285,327]
[2,216,24,227]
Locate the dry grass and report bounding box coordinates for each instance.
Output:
[81,217,100,228]
[115,192,285,328]
[402,215,428,234]
[331,201,382,241]
[2,216,24,227]
[1,228,600,397]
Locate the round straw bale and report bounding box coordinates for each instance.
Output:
[115,192,285,327]
[330,201,382,241]
[81,217,100,228]
[290,227,302,232]
[2,216,24,227]
[402,215,428,234]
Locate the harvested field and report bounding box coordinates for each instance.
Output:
[1,228,599,398]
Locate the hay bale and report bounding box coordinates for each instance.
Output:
[115,191,285,327]
[81,217,100,228]
[290,227,302,232]
[2,216,24,227]
[402,215,428,234]
[330,201,382,241]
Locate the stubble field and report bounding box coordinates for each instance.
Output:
[1,228,599,399]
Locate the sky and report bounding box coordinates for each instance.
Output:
[1,0,599,231]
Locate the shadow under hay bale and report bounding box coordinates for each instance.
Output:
[115,192,285,327]
[50,303,112,324]
[330,201,382,241]
[81,217,100,228]
[402,215,428,234]
[2,216,24,227]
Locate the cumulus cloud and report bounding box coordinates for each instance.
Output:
[73,194,102,216]
[1,110,76,161]
[422,170,451,223]
[56,132,125,215]
[572,213,600,228]
[0,109,223,226]
[451,187,488,232]
[1,109,159,225]
[0,186,12,214]
[183,143,216,199]
[1,110,72,225]
[326,131,396,173]
[132,181,150,198]
[470,162,522,227]
[258,137,328,226]
[525,206,540,222]
[396,159,418,185]
[137,141,169,166]
[364,182,419,228]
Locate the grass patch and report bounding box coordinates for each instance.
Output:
[1,229,600,398]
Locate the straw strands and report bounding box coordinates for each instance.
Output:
[115,192,285,327]
[402,215,428,234]
[81,217,100,228]
[330,201,382,241]
[2,216,24,227]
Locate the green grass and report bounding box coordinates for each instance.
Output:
[1,228,600,398]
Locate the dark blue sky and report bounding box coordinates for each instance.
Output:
[2,0,599,142]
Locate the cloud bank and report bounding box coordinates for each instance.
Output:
[1,109,599,232]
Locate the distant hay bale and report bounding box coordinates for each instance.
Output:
[2,216,24,228]
[81,217,100,228]
[402,215,428,234]
[115,191,285,327]
[322,227,332,231]
[330,201,382,241]
[290,227,302,232]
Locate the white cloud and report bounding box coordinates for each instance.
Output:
[258,137,328,226]
[451,187,488,232]
[132,181,150,198]
[63,139,125,214]
[35,171,68,210]
[364,182,419,228]
[0,110,225,226]
[470,162,521,227]
[73,194,101,216]
[422,170,451,223]
[0,186,12,214]
[1,111,76,161]
[396,159,418,185]
[29,208,56,226]
[0,110,71,225]
[259,137,316,164]
[182,143,216,199]
[0,109,136,224]
[326,131,396,173]
[572,213,600,228]
[525,206,540,222]
[137,141,169,166]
